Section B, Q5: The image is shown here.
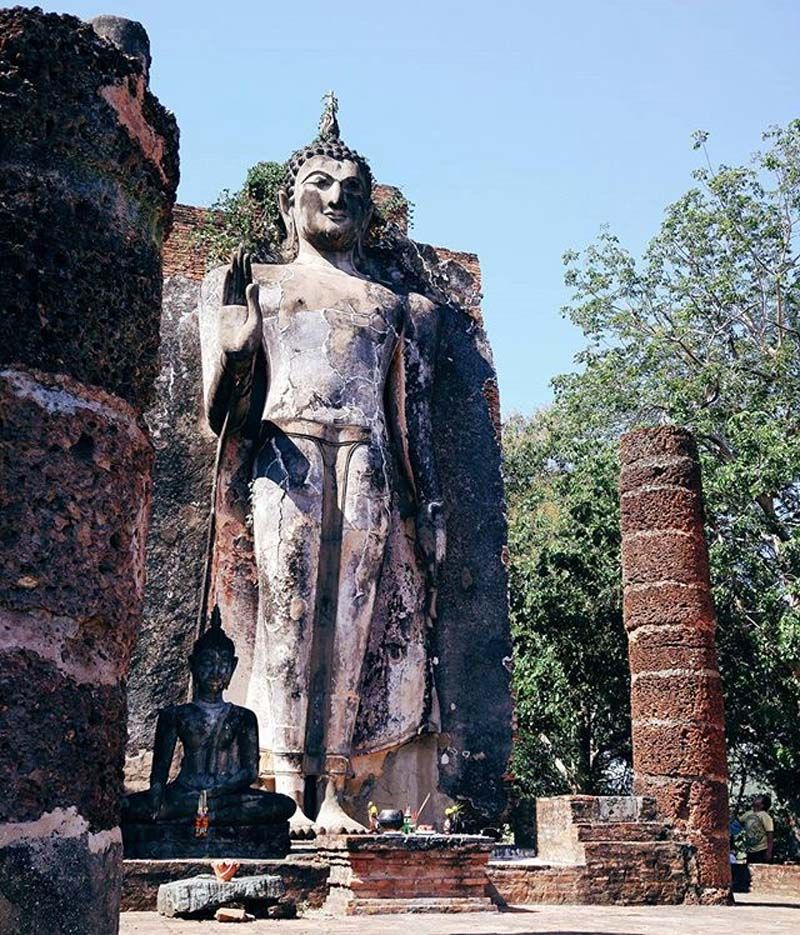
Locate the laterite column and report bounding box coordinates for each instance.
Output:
[0,10,178,933]
[620,427,730,903]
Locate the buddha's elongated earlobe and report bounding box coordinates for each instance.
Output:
[353,201,373,270]
[278,187,297,260]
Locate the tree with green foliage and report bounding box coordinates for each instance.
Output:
[507,120,800,812]
[505,411,630,800]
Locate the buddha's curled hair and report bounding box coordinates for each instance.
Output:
[282,92,373,195]
[283,139,373,194]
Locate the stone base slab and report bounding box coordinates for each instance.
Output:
[122,855,329,911]
[122,820,290,859]
[157,873,284,918]
[317,833,496,914]
[331,896,496,915]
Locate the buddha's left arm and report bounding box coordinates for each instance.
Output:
[402,294,446,583]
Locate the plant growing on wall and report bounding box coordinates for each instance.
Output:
[193,161,414,270]
[193,161,285,268]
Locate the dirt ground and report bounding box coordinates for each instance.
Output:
[121,892,799,934]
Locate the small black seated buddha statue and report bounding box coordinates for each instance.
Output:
[122,609,296,858]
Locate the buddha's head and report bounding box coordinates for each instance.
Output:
[279,93,373,258]
[190,607,237,697]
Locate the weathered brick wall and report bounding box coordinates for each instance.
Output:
[620,427,731,904]
[745,863,800,897]
[162,204,209,280]
[490,794,700,906]
[488,845,695,906]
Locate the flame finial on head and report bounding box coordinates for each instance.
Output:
[318,90,340,142]
[192,604,235,658]
[283,94,373,194]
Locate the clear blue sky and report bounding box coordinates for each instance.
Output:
[30,0,800,414]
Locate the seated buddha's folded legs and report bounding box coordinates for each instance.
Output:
[124,784,295,825]
[208,788,296,824]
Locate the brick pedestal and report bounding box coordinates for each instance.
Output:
[0,9,177,933]
[317,834,495,915]
[488,795,698,906]
[620,428,731,903]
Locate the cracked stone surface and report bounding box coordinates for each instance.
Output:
[0,7,178,409]
[127,214,511,828]
[156,874,284,918]
[0,9,177,931]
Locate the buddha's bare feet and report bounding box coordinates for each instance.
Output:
[314,800,368,835]
[289,807,316,840]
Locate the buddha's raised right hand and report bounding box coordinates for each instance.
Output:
[219,245,261,363]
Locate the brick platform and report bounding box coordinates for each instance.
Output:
[740,863,800,897]
[317,834,496,915]
[488,796,698,906]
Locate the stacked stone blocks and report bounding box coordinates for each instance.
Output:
[619,427,731,902]
[487,795,698,906]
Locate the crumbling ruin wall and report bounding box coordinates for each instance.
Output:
[0,10,178,933]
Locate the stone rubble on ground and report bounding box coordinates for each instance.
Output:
[156,873,284,918]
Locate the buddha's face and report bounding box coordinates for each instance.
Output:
[190,647,237,695]
[284,155,372,253]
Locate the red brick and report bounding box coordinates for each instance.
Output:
[623,585,715,632]
[633,722,727,777]
[620,428,699,467]
[620,456,700,496]
[635,777,729,832]
[621,487,704,536]
[620,427,729,898]
[628,632,718,672]
[685,832,732,890]
[630,672,725,724]
[622,532,710,588]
